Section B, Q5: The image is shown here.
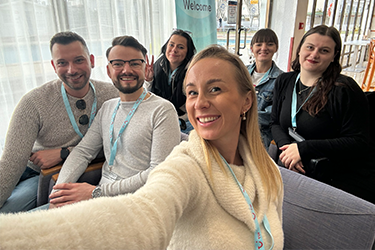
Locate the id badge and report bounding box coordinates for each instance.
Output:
[101,170,118,184]
[288,127,305,142]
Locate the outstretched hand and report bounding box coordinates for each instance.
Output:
[49,182,96,208]
[145,54,154,82]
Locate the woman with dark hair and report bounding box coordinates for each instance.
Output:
[247,28,283,149]
[146,29,196,133]
[271,25,375,203]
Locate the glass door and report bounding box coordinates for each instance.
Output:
[215,0,269,65]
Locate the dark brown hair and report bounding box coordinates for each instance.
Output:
[250,28,279,50]
[160,29,196,66]
[50,31,89,54]
[291,25,342,116]
[106,36,147,59]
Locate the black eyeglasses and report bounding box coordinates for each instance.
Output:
[76,100,89,125]
[109,59,145,70]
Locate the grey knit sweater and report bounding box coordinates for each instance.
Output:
[55,93,181,196]
[0,79,118,208]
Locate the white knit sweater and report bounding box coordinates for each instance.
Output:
[0,130,283,249]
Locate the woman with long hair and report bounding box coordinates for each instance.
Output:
[146,29,196,133]
[271,25,375,203]
[0,45,284,249]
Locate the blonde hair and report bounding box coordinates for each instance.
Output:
[184,45,283,202]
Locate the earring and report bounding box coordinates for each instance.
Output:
[242,112,246,121]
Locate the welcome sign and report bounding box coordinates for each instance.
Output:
[175,0,217,52]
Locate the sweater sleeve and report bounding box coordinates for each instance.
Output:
[101,103,180,196]
[0,152,202,250]
[297,77,371,160]
[0,94,41,208]
[271,73,295,147]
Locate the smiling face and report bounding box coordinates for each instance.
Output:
[185,58,252,148]
[166,34,188,70]
[51,41,94,97]
[251,41,277,63]
[299,33,336,76]
[106,45,145,99]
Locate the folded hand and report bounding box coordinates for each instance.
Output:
[49,182,96,208]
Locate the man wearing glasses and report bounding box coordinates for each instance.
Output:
[48,36,180,208]
[0,32,118,213]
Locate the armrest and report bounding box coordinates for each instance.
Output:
[37,165,63,206]
[280,167,375,249]
[41,157,105,177]
[37,158,105,206]
[48,161,104,202]
[40,165,63,177]
[268,140,278,162]
[51,162,104,183]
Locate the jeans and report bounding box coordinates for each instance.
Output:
[0,167,39,214]
[31,203,50,211]
[181,120,194,134]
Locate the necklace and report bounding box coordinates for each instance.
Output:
[298,79,311,95]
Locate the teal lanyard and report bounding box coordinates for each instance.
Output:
[108,88,147,166]
[291,73,316,128]
[220,155,274,250]
[168,68,178,86]
[61,82,97,138]
[250,64,272,86]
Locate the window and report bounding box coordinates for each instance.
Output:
[0,0,175,155]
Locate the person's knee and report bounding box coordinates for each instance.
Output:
[0,175,39,213]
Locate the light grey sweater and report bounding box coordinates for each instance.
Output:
[55,93,181,196]
[0,79,118,208]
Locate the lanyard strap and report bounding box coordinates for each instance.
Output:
[291,73,316,128]
[61,82,97,138]
[108,88,148,166]
[168,68,179,86]
[250,64,272,86]
[220,155,274,250]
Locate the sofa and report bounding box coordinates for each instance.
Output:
[280,166,375,249]
[269,135,375,249]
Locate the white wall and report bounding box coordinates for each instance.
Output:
[270,0,308,72]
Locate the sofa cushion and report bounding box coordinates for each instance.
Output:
[280,167,375,249]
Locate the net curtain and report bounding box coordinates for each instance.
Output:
[0,0,176,155]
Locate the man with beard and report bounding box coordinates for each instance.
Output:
[47,36,180,208]
[0,32,119,213]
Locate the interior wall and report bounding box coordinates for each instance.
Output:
[269,0,308,72]
[292,0,309,68]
